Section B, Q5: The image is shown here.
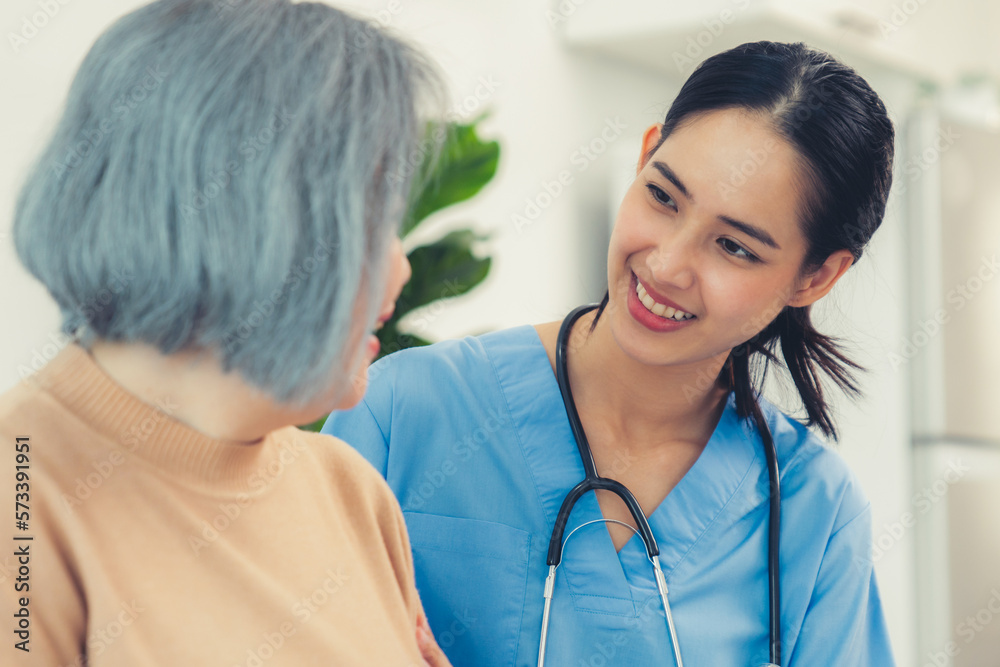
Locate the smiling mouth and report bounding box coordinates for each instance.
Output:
[634,280,695,321]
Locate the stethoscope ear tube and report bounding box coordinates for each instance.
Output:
[549,303,662,566]
[555,305,601,478]
[756,410,783,666]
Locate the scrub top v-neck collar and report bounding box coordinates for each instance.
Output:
[483,324,765,616]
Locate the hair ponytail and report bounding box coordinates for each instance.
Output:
[729,305,861,440]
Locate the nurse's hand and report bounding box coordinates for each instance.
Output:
[417,613,453,667]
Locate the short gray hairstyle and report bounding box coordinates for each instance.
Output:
[14,0,441,404]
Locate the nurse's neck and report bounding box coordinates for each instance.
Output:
[566,310,729,449]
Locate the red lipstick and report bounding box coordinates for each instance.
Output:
[627,272,696,333]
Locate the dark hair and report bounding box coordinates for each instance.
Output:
[595,41,895,439]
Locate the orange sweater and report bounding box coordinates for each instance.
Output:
[1,344,425,666]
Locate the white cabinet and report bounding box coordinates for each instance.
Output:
[558,0,999,85]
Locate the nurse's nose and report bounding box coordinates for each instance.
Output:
[646,237,696,292]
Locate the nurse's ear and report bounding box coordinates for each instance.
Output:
[637,123,664,173]
[787,249,854,308]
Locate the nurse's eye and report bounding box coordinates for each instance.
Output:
[645,183,677,211]
[718,237,761,263]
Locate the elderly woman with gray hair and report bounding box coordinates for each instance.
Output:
[0,1,452,665]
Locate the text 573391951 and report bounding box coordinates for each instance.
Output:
[12,436,32,652]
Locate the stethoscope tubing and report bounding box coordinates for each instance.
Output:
[543,304,782,666]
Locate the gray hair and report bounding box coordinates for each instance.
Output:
[14,0,442,404]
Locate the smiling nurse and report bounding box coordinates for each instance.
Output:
[324,41,896,666]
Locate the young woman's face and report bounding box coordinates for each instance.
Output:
[606,108,827,368]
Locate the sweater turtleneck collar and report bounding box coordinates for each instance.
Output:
[29,343,298,496]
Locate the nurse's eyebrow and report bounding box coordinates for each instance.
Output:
[719,215,781,250]
[651,160,781,250]
[652,161,691,201]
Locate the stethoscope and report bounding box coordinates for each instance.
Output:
[536,304,783,667]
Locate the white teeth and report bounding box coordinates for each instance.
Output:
[634,280,694,321]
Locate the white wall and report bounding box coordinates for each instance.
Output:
[0,0,675,383]
[1,0,933,662]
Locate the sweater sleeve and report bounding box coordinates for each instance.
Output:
[320,428,421,625]
[786,505,896,666]
[387,495,422,623]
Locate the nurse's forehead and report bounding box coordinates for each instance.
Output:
[647,113,809,239]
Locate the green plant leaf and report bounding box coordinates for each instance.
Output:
[402,120,500,236]
[299,416,326,432]
[398,229,491,314]
[376,319,432,361]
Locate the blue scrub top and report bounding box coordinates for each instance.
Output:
[322,326,895,666]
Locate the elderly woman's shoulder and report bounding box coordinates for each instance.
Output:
[281,426,399,502]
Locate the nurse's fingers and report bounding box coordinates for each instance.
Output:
[417,613,453,667]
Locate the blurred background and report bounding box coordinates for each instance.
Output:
[2,1,999,664]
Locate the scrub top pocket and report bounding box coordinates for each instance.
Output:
[403,512,530,667]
